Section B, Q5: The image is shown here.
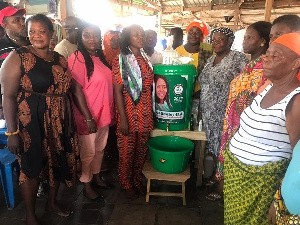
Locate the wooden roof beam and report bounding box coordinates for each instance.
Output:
[108,0,157,12]
[162,3,236,13]
[142,0,161,11]
[242,0,300,9]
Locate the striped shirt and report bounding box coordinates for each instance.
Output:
[229,84,300,165]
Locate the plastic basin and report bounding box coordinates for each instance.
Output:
[147,136,194,174]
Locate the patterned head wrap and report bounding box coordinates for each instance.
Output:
[211,27,235,41]
[272,33,300,56]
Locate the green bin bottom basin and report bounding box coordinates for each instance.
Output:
[147,136,194,174]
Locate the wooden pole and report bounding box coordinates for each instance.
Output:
[264,0,274,22]
[234,7,239,32]
[158,11,162,36]
[60,0,67,21]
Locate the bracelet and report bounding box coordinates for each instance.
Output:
[5,129,20,136]
[83,117,94,122]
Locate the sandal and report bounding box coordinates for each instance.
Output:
[205,192,223,201]
[204,180,217,186]
[46,205,73,217]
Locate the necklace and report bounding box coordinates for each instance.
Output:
[7,35,20,45]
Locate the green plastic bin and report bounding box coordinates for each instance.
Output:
[147,136,194,174]
[153,64,197,131]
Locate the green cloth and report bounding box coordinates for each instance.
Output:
[224,147,290,225]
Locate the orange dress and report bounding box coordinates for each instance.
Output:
[113,55,154,134]
[112,54,154,189]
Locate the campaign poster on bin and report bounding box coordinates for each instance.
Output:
[154,74,187,124]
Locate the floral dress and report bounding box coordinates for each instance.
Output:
[199,50,249,156]
[16,47,80,187]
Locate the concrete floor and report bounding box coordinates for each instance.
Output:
[0,159,224,225]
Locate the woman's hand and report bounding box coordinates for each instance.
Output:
[268,202,276,225]
[7,135,23,155]
[86,120,97,134]
[120,118,129,136]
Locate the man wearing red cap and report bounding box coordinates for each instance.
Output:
[0,6,28,67]
[0,6,29,119]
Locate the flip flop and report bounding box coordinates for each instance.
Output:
[46,206,73,217]
[205,192,223,201]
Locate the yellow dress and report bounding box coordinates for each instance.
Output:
[176,43,213,92]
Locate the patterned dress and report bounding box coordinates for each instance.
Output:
[16,47,80,187]
[112,55,154,189]
[216,57,266,180]
[199,50,249,156]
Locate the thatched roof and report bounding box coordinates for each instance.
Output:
[108,0,300,32]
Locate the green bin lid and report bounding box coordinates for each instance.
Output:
[153,64,197,76]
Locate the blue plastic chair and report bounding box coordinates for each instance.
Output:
[0,128,19,210]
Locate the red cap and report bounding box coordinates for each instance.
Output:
[0,7,26,27]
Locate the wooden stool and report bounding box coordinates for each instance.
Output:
[142,161,190,205]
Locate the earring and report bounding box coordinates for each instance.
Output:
[260,43,265,47]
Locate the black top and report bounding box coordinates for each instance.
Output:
[0,34,29,68]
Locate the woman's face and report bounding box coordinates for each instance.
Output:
[156,78,167,103]
[243,27,264,54]
[28,21,52,49]
[211,32,230,54]
[263,43,293,80]
[269,23,293,43]
[129,26,145,50]
[82,26,101,53]
[110,34,120,50]
[187,26,202,45]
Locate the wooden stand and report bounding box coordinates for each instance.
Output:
[150,128,207,186]
[142,161,191,205]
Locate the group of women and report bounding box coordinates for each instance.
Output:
[1,11,300,225]
[0,14,152,225]
[198,15,300,225]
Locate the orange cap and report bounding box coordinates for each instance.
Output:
[272,33,300,56]
[186,21,209,37]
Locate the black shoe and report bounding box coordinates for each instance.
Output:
[93,177,115,190]
[83,191,105,203]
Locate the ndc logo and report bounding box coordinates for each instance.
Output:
[174,84,184,95]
